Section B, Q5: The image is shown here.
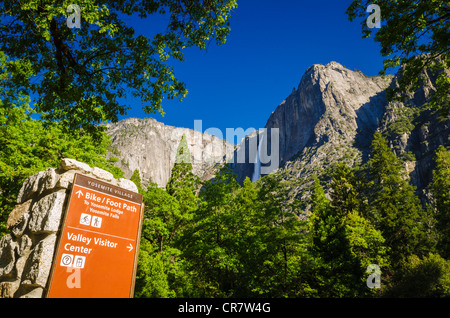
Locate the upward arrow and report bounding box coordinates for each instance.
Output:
[76,190,84,198]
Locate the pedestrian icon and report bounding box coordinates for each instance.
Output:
[80,213,91,226]
[91,216,102,228]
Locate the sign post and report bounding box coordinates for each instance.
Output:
[47,173,144,298]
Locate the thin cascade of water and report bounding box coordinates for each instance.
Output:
[251,133,264,182]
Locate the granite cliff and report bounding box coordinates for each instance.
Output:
[232,61,392,185]
[235,61,449,204]
[105,62,449,203]
[105,118,234,187]
[378,66,450,199]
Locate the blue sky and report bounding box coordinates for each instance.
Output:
[121,0,389,142]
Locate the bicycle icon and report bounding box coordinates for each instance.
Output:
[79,213,102,228]
[80,213,91,226]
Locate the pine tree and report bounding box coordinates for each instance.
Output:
[431,145,450,258]
[179,165,241,297]
[136,181,195,298]
[367,132,430,268]
[136,136,202,298]
[166,134,199,197]
[310,176,350,297]
[310,169,388,297]
[329,163,361,216]
[250,174,310,297]
[311,177,331,217]
[130,169,143,194]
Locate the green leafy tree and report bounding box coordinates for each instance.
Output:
[367,132,431,268]
[231,177,260,296]
[180,172,313,297]
[179,165,241,297]
[344,211,389,295]
[166,134,199,197]
[135,240,174,298]
[0,52,123,236]
[136,181,196,298]
[136,143,201,297]
[310,169,388,297]
[387,253,450,297]
[248,174,312,297]
[0,107,122,237]
[431,145,450,258]
[310,176,353,297]
[329,164,362,216]
[130,169,143,193]
[0,0,237,138]
[346,0,450,114]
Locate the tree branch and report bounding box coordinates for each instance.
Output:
[82,49,121,68]
[426,13,450,25]
[49,19,83,76]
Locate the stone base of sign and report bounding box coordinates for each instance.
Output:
[0,159,138,298]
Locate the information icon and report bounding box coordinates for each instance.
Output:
[60,254,74,267]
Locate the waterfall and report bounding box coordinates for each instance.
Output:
[251,134,264,182]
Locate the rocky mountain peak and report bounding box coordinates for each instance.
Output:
[263,62,392,169]
[105,118,233,188]
[105,61,448,204]
[256,61,448,205]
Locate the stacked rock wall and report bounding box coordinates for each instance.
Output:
[0,158,137,298]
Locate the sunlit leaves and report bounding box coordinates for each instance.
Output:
[0,0,237,137]
[346,0,449,115]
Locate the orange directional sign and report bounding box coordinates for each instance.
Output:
[47,173,144,298]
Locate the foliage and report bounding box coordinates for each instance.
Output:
[166,134,199,197]
[346,0,450,115]
[178,165,241,297]
[431,145,450,258]
[133,136,449,298]
[387,253,450,297]
[2,0,448,296]
[0,52,123,236]
[366,132,432,268]
[176,170,315,298]
[130,169,143,194]
[0,110,122,238]
[249,174,312,297]
[135,240,174,298]
[384,105,418,139]
[310,170,388,297]
[135,180,197,298]
[0,0,237,138]
[135,136,200,298]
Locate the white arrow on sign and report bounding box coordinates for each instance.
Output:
[127,244,133,252]
[76,190,84,198]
